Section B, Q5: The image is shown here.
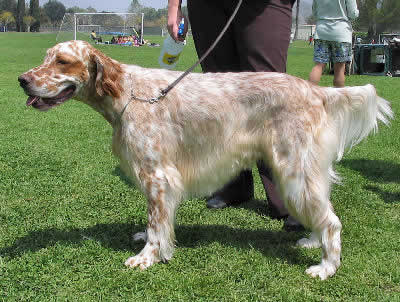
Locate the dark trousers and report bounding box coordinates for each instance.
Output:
[188,0,294,205]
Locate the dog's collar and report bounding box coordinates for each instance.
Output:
[130,89,166,105]
[115,79,166,126]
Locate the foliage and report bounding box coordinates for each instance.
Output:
[86,6,97,13]
[23,15,35,32]
[39,6,50,25]
[0,0,17,15]
[0,0,179,32]
[305,14,316,25]
[128,0,172,27]
[358,0,400,36]
[16,0,24,31]
[43,0,66,26]
[377,0,400,32]
[294,0,301,39]
[0,10,14,31]
[129,0,142,13]
[29,0,40,32]
[66,6,89,14]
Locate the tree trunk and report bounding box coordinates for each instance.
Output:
[294,0,300,40]
[17,0,25,32]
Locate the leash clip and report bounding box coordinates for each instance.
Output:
[149,97,158,104]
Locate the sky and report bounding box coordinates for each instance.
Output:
[40,0,187,12]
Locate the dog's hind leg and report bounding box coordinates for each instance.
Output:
[304,207,341,280]
[125,167,182,270]
[296,231,321,249]
[279,165,341,280]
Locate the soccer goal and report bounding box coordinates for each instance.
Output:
[57,12,144,44]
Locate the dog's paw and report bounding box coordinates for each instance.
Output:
[305,263,336,280]
[125,242,161,270]
[296,235,321,249]
[124,254,159,270]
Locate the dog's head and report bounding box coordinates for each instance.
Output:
[18,40,123,111]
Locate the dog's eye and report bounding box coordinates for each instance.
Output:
[57,59,69,65]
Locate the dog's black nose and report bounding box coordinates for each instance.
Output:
[18,74,31,89]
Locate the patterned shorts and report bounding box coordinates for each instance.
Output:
[313,39,352,63]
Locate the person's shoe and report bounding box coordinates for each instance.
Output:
[206,193,253,209]
[206,195,229,209]
[283,216,305,232]
[266,202,288,220]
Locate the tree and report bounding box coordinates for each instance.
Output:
[0,0,17,16]
[0,11,15,31]
[86,6,97,13]
[16,0,25,31]
[358,0,400,37]
[23,15,35,32]
[377,0,400,32]
[66,6,87,14]
[293,0,300,40]
[43,0,66,26]
[29,0,40,32]
[305,14,316,25]
[39,6,50,26]
[129,0,142,14]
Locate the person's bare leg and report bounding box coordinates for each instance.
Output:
[309,62,326,85]
[333,62,346,87]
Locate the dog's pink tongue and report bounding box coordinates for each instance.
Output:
[26,96,39,106]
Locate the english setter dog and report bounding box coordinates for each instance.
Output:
[18,41,393,280]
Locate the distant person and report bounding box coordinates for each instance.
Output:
[90,30,98,41]
[308,0,359,88]
[90,30,102,43]
[308,35,314,45]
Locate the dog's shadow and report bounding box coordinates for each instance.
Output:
[0,166,313,266]
[0,221,311,266]
[112,166,137,189]
[340,159,400,203]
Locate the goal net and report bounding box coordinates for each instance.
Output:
[56,12,144,44]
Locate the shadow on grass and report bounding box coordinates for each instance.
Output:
[0,166,311,266]
[364,185,400,204]
[340,159,400,183]
[112,166,137,189]
[340,159,400,203]
[1,222,312,266]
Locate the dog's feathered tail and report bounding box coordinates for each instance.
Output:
[323,84,393,161]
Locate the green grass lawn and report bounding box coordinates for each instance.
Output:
[0,32,399,301]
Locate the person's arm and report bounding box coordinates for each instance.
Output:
[345,0,359,20]
[167,0,187,41]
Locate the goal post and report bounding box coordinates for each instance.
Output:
[56,12,144,44]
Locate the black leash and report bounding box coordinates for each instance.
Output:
[129,0,243,105]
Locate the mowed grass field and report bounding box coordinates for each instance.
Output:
[0,32,399,301]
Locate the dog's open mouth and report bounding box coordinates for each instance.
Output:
[26,85,76,111]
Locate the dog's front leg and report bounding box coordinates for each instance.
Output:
[125,168,180,270]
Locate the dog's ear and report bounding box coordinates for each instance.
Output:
[90,49,123,99]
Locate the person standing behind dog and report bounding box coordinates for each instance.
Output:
[309,0,359,87]
[167,0,303,231]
